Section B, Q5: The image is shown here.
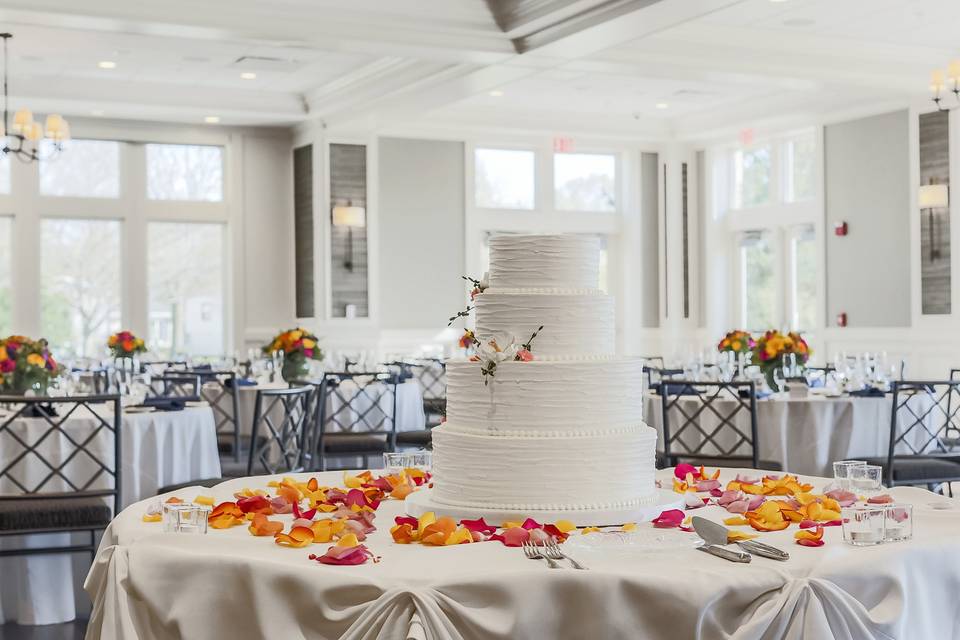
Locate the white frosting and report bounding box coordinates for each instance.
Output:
[475,292,615,358]
[431,424,658,511]
[488,234,600,290]
[445,359,645,432]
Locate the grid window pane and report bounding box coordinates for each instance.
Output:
[733,146,771,209]
[0,217,10,332]
[41,219,121,358]
[148,222,225,358]
[740,230,775,330]
[0,153,9,194]
[146,144,224,202]
[39,139,120,198]
[475,148,535,210]
[554,153,616,212]
[786,135,816,202]
[791,226,817,330]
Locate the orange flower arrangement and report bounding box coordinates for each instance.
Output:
[107,330,147,358]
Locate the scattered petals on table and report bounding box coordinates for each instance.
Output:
[248,513,284,536]
[824,489,858,506]
[194,495,215,506]
[684,492,707,509]
[236,495,272,515]
[651,509,685,528]
[274,525,315,548]
[311,534,379,565]
[209,502,245,529]
[867,494,894,504]
[726,530,758,542]
[723,516,750,526]
[795,526,825,547]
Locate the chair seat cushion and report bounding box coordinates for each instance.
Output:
[861,456,960,483]
[0,496,112,532]
[321,434,390,454]
[396,430,432,448]
[672,456,782,472]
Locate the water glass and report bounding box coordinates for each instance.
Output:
[162,503,211,534]
[883,504,913,542]
[841,504,886,546]
[383,450,432,474]
[849,464,883,495]
[832,460,867,490]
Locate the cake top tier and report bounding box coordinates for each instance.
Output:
[488,234,600,290]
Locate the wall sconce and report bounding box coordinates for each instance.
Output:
[331,202,366,271]
[918,180,949,262]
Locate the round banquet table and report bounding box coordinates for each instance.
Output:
[1,404,220,626]
[85,468,960,640]
[644,392,935,477]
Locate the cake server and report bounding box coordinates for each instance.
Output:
[692,517,789,561]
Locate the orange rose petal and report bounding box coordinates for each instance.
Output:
[248,513,284,536]
[142,514,162,523]
[723,516,750,526]
[726,530,758,542]
[274,526,315,548]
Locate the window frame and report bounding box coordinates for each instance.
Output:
[473,146,539,212]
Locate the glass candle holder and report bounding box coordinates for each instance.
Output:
[841,504,886,546]
[162,502,211,534]
[383,450,432,474]
[849,464,883,496]
[883,504,913,542]
[832,460,867,491]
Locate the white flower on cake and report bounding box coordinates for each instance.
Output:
[469,326,542,385]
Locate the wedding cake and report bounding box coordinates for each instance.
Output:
[428,234,659,519]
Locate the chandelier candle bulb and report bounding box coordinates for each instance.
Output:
[948,60,960,83]
[12,108,32,133]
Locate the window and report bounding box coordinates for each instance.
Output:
[785,135,815,202]
[474,148,535,210]
[39,139,120,198]
[148,222,225,358]
[146,144,224,202]
[0,153,9,195]
[554,153,616,212]
[41,219,121,358]
[789,226,817,330]
[739,230,775,330]
[732,145,771,209]
[0,217,10,332]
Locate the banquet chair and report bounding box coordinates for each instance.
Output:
[659,380,781,471]
[141,360,188,375]
[313,371,399,471]
[148,373,202,402]
[393,359,445,448]
[0,395,121,563]
[640,356,665,369]
[861,380,960,494]
[644,366,684,393]
[182,368,242,463]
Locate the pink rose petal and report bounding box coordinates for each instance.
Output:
[695,479,721,492]
[674,463,697,480]
[746,495,766,511]
[684,492,706,509]
[867,494,894,504]
[717,490,743,507]
[726,500,749,514]
[710,488,724,498]
[652,509,685,528]
[461,517,498,535]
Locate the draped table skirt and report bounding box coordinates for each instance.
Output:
[85,468,960,640]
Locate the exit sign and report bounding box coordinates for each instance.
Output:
[553,136,574,153]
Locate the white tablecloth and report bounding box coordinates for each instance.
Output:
[85,468,960,640]
[645,393,936,477]
[220,380,425,437]
[0,405,220,625]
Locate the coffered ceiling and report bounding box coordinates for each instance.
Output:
[0,0,955,137]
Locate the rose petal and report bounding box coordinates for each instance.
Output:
[695,479,721,492]
[461,517,498,535]
[867,494,894,504]
[684,492,706,509]
[651,509,685,528]
[674,463,697,480]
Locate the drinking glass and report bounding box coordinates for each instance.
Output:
[841,504,885,546]
[849,464,883,495]
[162,503,211,534]
[383,451,432,474]
[833,460,867,491]
[883,504,913,542]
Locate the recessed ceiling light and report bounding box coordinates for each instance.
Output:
[489,89,504,97]
[656,102,669,109]
[204,116,221,124]
[240,72,257,80]
[91,109,105,117]
[97,61,116,69]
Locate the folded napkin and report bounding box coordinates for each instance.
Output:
[849,387,886,398]
[137,397,186,411]
[192,363,213,371]
[738,388,772,400]
[24,404,58,418]
[224,377,257,388]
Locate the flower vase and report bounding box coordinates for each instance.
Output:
[763,366,780,393]
[9,370,48,396]
[281,354,310,383]
[114,357,137,389]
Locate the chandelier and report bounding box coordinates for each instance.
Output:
[929,62,960,112]
[1,33,70,162]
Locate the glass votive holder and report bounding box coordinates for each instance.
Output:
[162,502,211,534]
[883,504,913,542]
[832,460,867,491]
[849,464,883,495]
[383,450,432,473]
[841,504,886,546]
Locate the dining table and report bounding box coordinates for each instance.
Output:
[0,402,220,626]
[84,466,960,640]
[644,390,936,477]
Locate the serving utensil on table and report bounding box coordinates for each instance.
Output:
[521,542,561,568]
[692,516,789,561]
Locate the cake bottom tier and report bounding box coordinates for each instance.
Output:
[430,424,659,511]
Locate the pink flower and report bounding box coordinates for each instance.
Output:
[515,349,533,362]
[303,349,313,358]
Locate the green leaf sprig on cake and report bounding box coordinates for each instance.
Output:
[469,326,543,385]
[446,274,487,327]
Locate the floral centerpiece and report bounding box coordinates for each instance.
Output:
[263,328,323,382]
[0,336,63,395]
[752,330,810,392]
[108,330,147,359]
[717,330,754,355]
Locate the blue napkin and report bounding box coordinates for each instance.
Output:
[138,397,186,411]
[225,377,257,388]
[849,387,885,398]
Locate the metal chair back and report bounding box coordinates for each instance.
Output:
[149,373,201,401]
[885,380,960,486]
[314,372,399,469]
[247,385,315,476]
[183,369,242,462]
[660,380,760,468]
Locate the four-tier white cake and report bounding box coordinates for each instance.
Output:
[420,234,661,522]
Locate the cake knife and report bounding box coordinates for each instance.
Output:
[692,516,789,561]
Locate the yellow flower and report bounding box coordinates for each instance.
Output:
[0,346,7,362]
[289,330,303,341]
[108,335,118,346]
[302,338,315,349]
[26,353,45,367]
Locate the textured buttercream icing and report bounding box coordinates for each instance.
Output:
[432,233,657,511]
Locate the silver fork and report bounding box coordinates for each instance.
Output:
[522,542,561,568]
[543,538,587,570]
